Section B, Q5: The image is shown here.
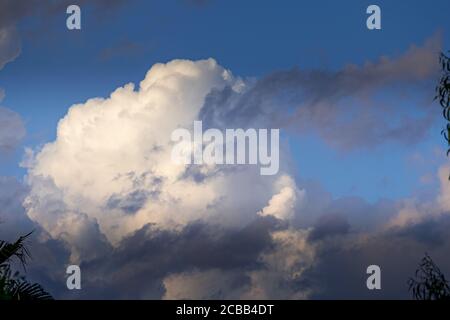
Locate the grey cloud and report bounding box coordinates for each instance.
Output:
[36,192,418,299]
[2,175,276,299]
[14,149,448,300]
[308,214,350,242]
[0,107,26,154]
[292,179,398,230]
[180,164,241,184]
[16,183,450,300]
[106,172,163,214]
[0,176,31,238]
[0,0,129,30]
[0,26,20,71]
[107,190,152,214]
[0,176,71,297]
[58,216,281,299]
[302,214,450,299]
[0,0,130,66]
[200,36,441,150]
[392,217,449,247]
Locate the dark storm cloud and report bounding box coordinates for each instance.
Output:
[308,214,350,242]
[200,36,440,150]
[391,215,450,247]
[302,214,450,299]
[13,181,450,300]
[68,208,450,300]
[43,188,434,299]
[63,216,281,299]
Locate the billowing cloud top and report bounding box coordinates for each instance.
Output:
[24,59,302,263]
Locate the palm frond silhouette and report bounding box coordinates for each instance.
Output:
[0,232,53,300]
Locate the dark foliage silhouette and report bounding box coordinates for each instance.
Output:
[408,254,450,300]
[0,232,53,300]
[435,51,450,178]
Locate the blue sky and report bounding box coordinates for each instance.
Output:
[2,0,450,300]
[1,0,449,201]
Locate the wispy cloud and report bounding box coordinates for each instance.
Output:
[201,35,441,150]
[0,107,25,154]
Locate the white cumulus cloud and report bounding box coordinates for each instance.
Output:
[24,58,303,262]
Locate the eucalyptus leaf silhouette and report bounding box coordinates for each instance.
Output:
[436,51,450,180]
[408,254,450,300]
